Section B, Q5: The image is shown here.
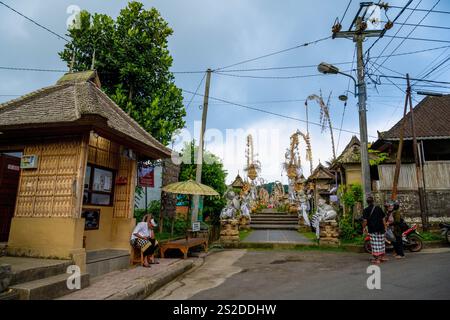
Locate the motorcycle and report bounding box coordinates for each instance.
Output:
[439,222,450,244]
[364,223,423,254]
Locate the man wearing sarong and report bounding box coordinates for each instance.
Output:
[130,215,159,267]
[362,196,388,264]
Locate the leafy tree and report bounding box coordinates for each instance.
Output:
[178,141,227,225]
[59,1,185,145]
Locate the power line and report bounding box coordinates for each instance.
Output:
[213,71,346,80]
[0,66,68,73]
[340,0,353,23]
[387,5,450,15]
[185,72,206,109]
[0,1,69,42]
[380,21,450,30]
[337,47,356,152]
[364,0,414,57]
[182,88,378,139]
[382,35,450,44]
[371,0,439,74]
[214,35,331,71]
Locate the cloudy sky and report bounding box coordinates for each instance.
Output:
[1,0,449,183]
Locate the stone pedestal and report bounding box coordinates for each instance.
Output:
[319,221,340,246]
[298,216,310,233]
[239,216,251,230]
[220,219,240,247]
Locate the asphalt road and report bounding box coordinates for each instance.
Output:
[149,248,450,300]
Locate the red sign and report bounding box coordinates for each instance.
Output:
[138,166,154,187]
[115,176,128,185]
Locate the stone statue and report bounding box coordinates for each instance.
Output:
[297,189,311,227]
[311,198,337,239]
[220,189,240,220]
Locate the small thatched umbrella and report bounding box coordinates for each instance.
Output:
[162,180,219,238]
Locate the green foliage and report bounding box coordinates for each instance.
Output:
[340,184,363,210]
[178,141,227,225]
[59,2,185,145]
[134,200,161,223]
[368,147,389,166]
[277,203,289,213]
[339,214,359,241]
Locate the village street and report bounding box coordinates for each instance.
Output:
[148,248,450,300]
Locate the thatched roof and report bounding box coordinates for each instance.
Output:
[230,173,245,188]
[308,163,334,181]
[0,71,171,159]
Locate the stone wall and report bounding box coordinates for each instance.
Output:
[374,190,450,224]
[160,158,180,219]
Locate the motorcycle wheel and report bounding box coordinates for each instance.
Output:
[364,240,372,254]
[408,234,423,252]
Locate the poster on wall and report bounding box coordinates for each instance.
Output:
[81,209,100,230]
[138,165,155,187]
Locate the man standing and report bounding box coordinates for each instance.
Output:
[362,196,388,264]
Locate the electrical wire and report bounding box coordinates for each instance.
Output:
[185,72,206,109]
[0,1,69,42]
[340,0,353,23]
[337,47,356,152]
[214,36,331,71]
[0,66,67,73]
[181,88,378,139]
[387,5,450,15]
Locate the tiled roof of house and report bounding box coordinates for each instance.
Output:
[379,94,450,140]
[0,71,171,158]
[308,163,334,180]
[230,174,245,188]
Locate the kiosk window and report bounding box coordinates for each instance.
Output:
[83,165,115,206]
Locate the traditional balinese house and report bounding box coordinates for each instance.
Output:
[307,162,335,209]
[372,94,450,221]
[0,71,171,272]
[330,135,379,189]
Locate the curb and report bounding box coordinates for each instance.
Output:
[106,260,194,300]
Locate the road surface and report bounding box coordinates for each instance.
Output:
[147,248,450,300]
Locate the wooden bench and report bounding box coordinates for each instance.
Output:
[160,237,208,259]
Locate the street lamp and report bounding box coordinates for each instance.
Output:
[318,62,357,97]
[318,61,371,206]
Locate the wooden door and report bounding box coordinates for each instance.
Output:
[0,154,20,242]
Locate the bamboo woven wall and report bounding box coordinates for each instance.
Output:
[378,162,450,191]
[15,138,86,218]
[378,164,417,190]
[88,134,120,170]
[113,156,136,219]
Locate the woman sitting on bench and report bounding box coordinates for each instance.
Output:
[130,215,159,267]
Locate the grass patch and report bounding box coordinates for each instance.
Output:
[155,231,184,241]
[420,231,442,242]
[239,229,253,241]
[299,231,317,241]
[340,234,365,245]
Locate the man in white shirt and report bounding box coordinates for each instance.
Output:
[130,215,159,267]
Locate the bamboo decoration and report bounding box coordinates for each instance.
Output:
[306,93,336,160]
[244,134,261,181]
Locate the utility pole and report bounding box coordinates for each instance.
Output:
[191,68,212,223]
[333,7,383,206]
[406,75,429,231]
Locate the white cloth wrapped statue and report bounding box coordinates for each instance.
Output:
[220,190,240,220]
[311,198,337,239]
[297,190,311,227]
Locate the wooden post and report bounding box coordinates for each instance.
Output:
[391,76,410,201]
[407,74,428,231]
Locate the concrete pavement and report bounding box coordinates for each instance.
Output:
[243,230,312,244]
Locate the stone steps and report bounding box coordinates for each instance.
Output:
[10,260,73,286]
[10,272,90,300]
[250,224,298,230]
[251,220,297,225]
[250,210,298,231]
